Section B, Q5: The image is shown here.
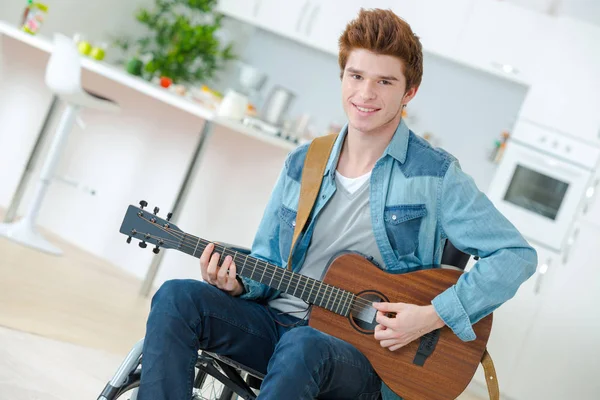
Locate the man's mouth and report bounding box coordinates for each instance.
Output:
[353,103,380,114]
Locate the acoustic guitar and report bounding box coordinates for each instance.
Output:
[120,202,493,400]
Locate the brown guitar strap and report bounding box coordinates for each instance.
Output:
[287,133,338,271]
[482,349,500,399]
[287,132,500,400]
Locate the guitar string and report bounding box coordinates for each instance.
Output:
[137,218,355,309]
[144,232,382,316]
[131,214,387,314]
[141,220,382,313]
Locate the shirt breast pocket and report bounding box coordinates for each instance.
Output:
[278,205,297,261]
[384,204,427,256]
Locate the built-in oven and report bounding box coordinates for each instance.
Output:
[487,120,600,253]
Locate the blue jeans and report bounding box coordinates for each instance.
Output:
[137,279,382,399]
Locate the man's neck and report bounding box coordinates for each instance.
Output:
[336,120,399,178]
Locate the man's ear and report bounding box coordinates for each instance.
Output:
[402,86,419,106]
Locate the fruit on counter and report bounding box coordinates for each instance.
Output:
[200,85,223,98]
[126,57,144,76]
[77,40,92,55]
[160,76,173,88]
[90,46,106,61]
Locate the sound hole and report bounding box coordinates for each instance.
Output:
[349,290,389,334]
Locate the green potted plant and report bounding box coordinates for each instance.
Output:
[113,0,236,85]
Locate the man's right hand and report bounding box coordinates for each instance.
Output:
[200,242,244,296]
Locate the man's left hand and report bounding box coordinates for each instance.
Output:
[372,302,446,351]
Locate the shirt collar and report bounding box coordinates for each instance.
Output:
[324,119,410,177]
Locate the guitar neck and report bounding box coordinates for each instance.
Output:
[179,234,352,315]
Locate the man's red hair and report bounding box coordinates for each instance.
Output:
[338,8,423,90]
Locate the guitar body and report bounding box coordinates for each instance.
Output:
[308,252,492,400]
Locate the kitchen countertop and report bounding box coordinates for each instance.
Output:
[0,20,298,151]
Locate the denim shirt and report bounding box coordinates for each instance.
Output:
[239,119,537,398]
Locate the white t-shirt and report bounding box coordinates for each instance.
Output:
[335,170,372,194]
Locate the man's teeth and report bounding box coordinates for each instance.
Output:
[356,105,376,112]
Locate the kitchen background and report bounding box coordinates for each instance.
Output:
[0,1,599,399]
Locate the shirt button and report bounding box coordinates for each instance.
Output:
[392,215,397,221]
[292,221,296,227]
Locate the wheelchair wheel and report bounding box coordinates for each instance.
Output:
[111,367,238,400]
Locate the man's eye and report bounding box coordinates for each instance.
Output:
[380,80,391,85]
[352,74,362,80]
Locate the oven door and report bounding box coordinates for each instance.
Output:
[487,142,590,252]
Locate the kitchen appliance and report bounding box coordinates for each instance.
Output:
[237,62,267,103]
[487,119,600,253]
[260,85,295,126]
[216,89,248,120]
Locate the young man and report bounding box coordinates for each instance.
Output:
[137,8,537,400]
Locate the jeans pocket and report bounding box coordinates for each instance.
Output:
[278,205,297,262]
[384,204,427,256]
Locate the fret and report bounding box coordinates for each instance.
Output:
[325,285,334,310]
[250,259,258,280]
[342,291,351,316]
[344,293,354,317]
[240,254,248,274]
[260,261,266,282]
[268,262,275,287]
[292,274,299,297]
[192,237,200,257]
[317,282,325,308]
[332,289,340,315]
[299,275,307,301]
[337,291,346,316]
[285,272,292,293]
[276,268,283,290]
[309,279,316,304]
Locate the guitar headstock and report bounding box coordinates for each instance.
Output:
[119,201,183,254]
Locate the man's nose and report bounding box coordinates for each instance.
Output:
[359,81,377,101]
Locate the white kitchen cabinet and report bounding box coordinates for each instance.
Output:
[301,0,364,55]
[218,0,315,45]
[506,222,600,399]
[252,0,316,44]
[218,0,476,60]
[387,0,474,60]
[455,0,554,85]
[519,17,600,145]
[469,243,560,398]
[217,0,262,24]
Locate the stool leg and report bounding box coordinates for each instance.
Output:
[0,104,80,255]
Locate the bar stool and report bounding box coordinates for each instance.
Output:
[0,33,120,255]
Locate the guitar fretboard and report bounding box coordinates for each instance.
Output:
[179,234,354,317]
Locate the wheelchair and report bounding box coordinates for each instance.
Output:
[98,241,472,400]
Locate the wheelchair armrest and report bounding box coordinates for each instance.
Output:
[215,242,251,255]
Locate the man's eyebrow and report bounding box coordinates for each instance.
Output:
[345,67,399,81]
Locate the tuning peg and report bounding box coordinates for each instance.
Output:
[139,200,148,209]
[139,241,147,248]
[153,245,160,254]
[153,206,160,215]
[166,212,173,221]
[126,236,132,244]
